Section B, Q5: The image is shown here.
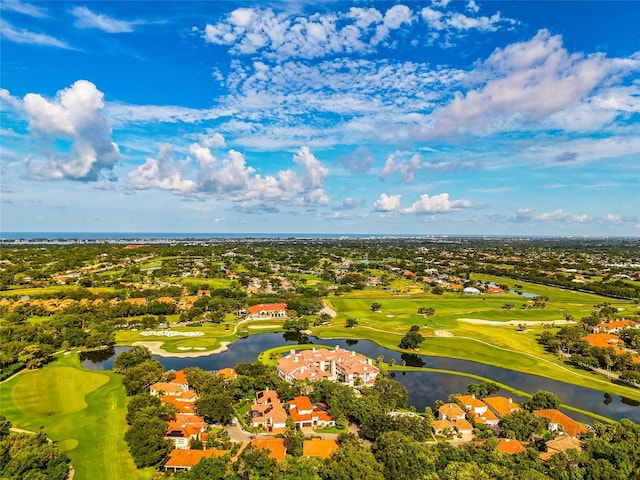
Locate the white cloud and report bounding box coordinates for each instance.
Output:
[380,152,423,182]
[603,213,621,222]
[1,1,47,18]
[127,144,330,209]
[515,208,587,223]
[374,193,402,212]
[0,19,74,49]
[374,192,471,214]
[420,4,506,32]
[203,5,416,59]
[70,6,143,33]
[20,80,120,181]
[199,132,226,148]
[426,29,615,137]
[128,144,196,194]
[403,193,471,213]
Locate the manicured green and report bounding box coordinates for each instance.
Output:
[0,352,145,480]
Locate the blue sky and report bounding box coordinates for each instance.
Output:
[1,1,639,236]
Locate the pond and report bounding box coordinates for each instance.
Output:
[80,332,640,422]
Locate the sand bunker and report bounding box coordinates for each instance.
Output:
[132,341,231,357]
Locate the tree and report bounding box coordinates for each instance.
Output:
[369,377,409,411]
[370,302,382,312]
[372,431,433,480]
[0,430,70,480]
[499,410,549,441]
[114,345,152,374]
[283,418,304,457]
[345,318,358,328]
[195,393,235,424]
[234,445,277,480]
[524,391,561,412]
[17,344,54,369]
[122,359,164,395]
[0,415,11,440]
[320,434,385,480]
[124,416,172,468]
[398,328,424,350]
[179,454,233,480]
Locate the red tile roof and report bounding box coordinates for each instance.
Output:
[248,303,287,314]
[163,449,227,469]
[303,439,339,459]
[497,438,526,454]
[533,409,588,438]
[250,437,287,462]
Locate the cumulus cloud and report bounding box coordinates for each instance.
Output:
[374,192,471,214]
[199,132,226,149]
[515,208,587,223]
[1,19,74,49]
[18,80,120,181]
[70,6,143,33]
[203,4,416,59]
[380,152,423,182]
[128,144,196,194]
[426,29,612,137]
[374,193,402,212]
[127,144,330,209]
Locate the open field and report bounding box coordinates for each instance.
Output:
[0,285,116,297]
[0,352,149,480]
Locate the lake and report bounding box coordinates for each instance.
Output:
[81,332,640,422]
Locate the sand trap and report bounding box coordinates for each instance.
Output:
[132,341,231,357]
[458,318,575,326]
[387,315,395,318]
[248,324,279,329]
[177,347,192,351]
[434,330,454,337]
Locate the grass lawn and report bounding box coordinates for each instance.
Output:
[0,352,147,480]
[315,278,640,402]
[0,285,116,297]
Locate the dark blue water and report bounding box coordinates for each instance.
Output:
[80,333,640,423]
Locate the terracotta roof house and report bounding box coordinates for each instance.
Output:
[432,419,453,435]
[251,390,288,432]
[303,439,339,459]
[456,395,488,416]
[288,396,335,429]
[216,368,237,380]
[533,409,588,438]
[583,333,624,349]
[277,347,380,387]
[483,396,520,418]
[161,448,228,473]
[438,403,466,422]
[497,438,526,454]
[161,395,196,415]
[540,436,584,461]
[165,414,208,449]
[150,382,187,396]
[250,437,287,462]
[486,287,505,294]
[455,418,474,434]
[594,319,640,334]
[247,303,288,320]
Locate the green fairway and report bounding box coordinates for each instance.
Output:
[0,352,144,480]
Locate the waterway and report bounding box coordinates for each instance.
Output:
[80,332,640,423]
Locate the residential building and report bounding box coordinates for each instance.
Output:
[277,347,380,387]
[497,438,526,454]
[483,396,520,418]
[247,303,288,320]
[250,437,287,461]
[250,390,288,432]
[288,396,335,428]
[540,436,584,461]
[165,414,208,449]
[161,449,228,473]
[303,439,339,459]
[533,409,588,438]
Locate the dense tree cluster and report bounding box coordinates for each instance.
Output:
[0,417,70,480]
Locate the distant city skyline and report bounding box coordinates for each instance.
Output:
[1,1,639,236]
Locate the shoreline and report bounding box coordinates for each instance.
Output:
[131,341,231,358]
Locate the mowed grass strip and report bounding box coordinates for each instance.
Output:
[12,366,108,417]
[0,353,142,480]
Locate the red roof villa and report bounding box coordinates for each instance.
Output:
[277,347,380,387]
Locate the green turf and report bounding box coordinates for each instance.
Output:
[0,352,142,480]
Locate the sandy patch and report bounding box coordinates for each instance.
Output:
[320,301,337,318]
[132,341,231,357]
[247,324,279,329]
[177,347,192,351]
[458,318,575,326]
[434,330,454,337]
[386,315,395,318]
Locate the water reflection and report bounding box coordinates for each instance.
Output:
[79,332,640,422]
